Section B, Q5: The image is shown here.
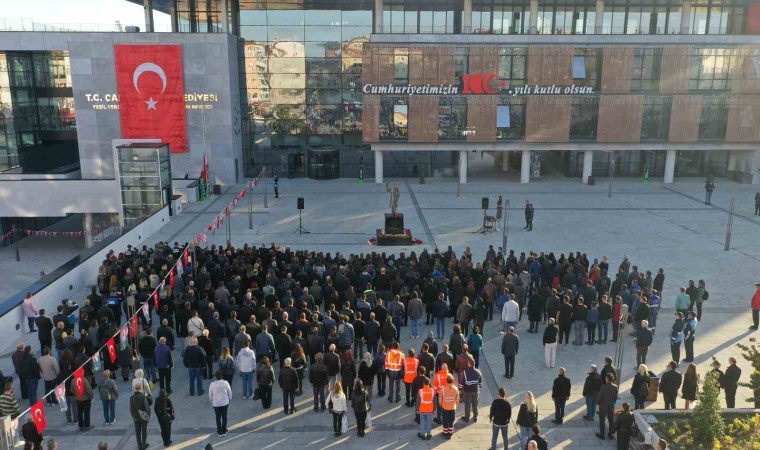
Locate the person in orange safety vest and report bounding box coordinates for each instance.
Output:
[384,341,403,403]
[432,363,449,424]
[417,378,434,440]
[439,374,460,439]
[404,348,419,407]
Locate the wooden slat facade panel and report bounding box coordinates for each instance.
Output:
[423,48,440,84]
[659,46,691,95]
[408,47,425,85]
[596,95,643,142]
[668,95,702,143]
[601,47,634,94]
[422,96,440,142]
[438,46,456,84]
[731,45,760,94]
[528,46,574,85]
[726,95,760,142]
[361,46,378,86]
[525,96,571,142]
[466,96,498,142]
[362,95,380,143]
[378,46,395,85]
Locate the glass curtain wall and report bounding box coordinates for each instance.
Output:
[239,0,373,178]
[0,51,76,173]
[382,0,457,33]
[537,0,596,34]
[602,0,683,34]
[472,0,532,34]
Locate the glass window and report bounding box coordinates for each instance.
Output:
[698,96,728,140]
[455,48,469,80]
[497,96,526,139]
[438,97,467,140]
[380,97,408,140]
[498,48,527,87]
[267,9,304,25]
[268,26,305,42]
[342,10,373,26]
[305,26,342,41]
[305,10,341,25]
[394,48,409,83]
[641,96,671,140]
[572,56,586,79]
[689,48,738,91]
[569,96,598,140]
[631,47,662,91]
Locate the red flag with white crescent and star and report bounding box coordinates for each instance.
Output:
[130,315,139,338]
[54,383,65,401]
[114,44,187,152]
[153,291,160,310]
[169,269,175,288]
[107,337,117,363]
[74,367,85,397]
[30,400,46,433]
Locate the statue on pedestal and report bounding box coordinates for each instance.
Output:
[387,181,400,216]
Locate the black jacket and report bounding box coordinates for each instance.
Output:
[582,372,602,397]
[324,351,341,376]
[601,364,617,384]
[552,375,571,400]
[278,366,299,392]
[542,325,558,344]
[723,364,741,391]
[182,345,206,369]
[21,421,42,448]
[659,369,683,397]
[431,300,448,319]
[528,434,548,450]
[309,362,328,387]
[256,365,275,387]
[488,398,512,426]
[515,403,538,428]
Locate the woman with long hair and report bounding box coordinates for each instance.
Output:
[218,347,235,386]
[341,350,356,400]
[351,380,371,437]
[516,391,539,450]
[328,381,347,436]
[291,344,307,395]
[682,363,699,409]
[631,364,650,410]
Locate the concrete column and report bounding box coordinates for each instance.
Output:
[664,149,676,184]
[750,150,760,185]
[374,0,384,33]
[230,0,239,35]
[529,0,539,34]
[728,150,739,172]
[374,150,384,184]
[83,213,95,248]
[521,150,531,183]
[189,0,198,33]
[681,0,691,34]
[459,150,468,184]
[502,152,510,171]
[582,151,593,184]
[463,0,473,33]
[144,0,154,32]
[595,0,605,32]
[221,0,229,33]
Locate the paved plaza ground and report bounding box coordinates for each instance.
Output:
[3,176,760,450]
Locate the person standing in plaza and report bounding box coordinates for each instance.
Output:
[516,391,538,450]
[403,348,419,407]
[636,320,653,367]
[328,381,347,436]
[631,364,650,410]
[256,356,274,409]
[750,282,760,330]
[654,268,666,297]
[558,296,573,345]
[417,378,434,440]
[456,297,473,337]
[98,369,118,426]
[385,342,403,403]
[407,294,424,339]
[279,357,298,414]
[23,293,38,333]
[183,337,207,396]
[611,296,623,343]
[670,313,684,364]
[682,311,698,363]
[495,195,503,225]
[209,371,232,437]
[501,294,519,333]
[542,318,558,368]
[130,383,150,449]
[675,287,690,318]
[439,374,460,439]
[459,358,481,422]
[682,363,699,409]
[704,177,715,205]
[551,367,571,425]
[20,345,40,406]
[273,175,279,198]
[432,294,448,339]
[524,200,534,231]
[723,357,741,408]
[309,352,329,411]
[596,373,618,440]
[597,295,612,344]
[501,326,519,379]
[235,343,255,399]
[38,347,59,407]
[695,280,708,321]
[154,389,174,447]
[572,299,587,346]
[35,310,53,355]
[489,387,511,450]
[156,337,174,394]
[659,361,682,410]
[467,326,483,368]
[351,380,371,437]
[611,402,635,450]
[582,365,602,421]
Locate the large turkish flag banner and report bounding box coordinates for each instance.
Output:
[114,44,187,152]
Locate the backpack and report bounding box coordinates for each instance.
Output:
[702,290,709,301]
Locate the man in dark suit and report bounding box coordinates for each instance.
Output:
[596,372,619,440]
[723,357,742,408]
[612,402,635,450]
[658,361,682,410]
[551,367,571,425]
[524,200,534,231]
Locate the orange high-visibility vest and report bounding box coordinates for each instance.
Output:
[385,349,403,371]
[440,384,459,410]
[433,369,448,393]
[404,356,419,383]
[418,386,434,413]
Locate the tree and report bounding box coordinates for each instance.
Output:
[736,339,760,407]
[692,370,725,447]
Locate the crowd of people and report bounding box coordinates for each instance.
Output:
[5,241,755,450]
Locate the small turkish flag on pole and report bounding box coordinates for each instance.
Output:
[153,291,160,310]
[120,325,128,342]
[74,367,85,397]
[130,315,139,338]
[30,400,46,433]
[107,337,117,363]
[169,270,175,289]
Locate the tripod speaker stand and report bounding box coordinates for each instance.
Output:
[294,197,310,235]
[475,197,495,234]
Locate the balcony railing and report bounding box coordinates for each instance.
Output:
[0,18,172,33]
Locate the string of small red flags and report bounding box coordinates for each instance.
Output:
[16,245,191,433]
[198,168,266,245]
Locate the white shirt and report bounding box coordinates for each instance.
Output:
[209,379,232,407]
[502,300,519,323]
[235,347,257,373]
[328,392,347,413]
[188,317,204,337]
